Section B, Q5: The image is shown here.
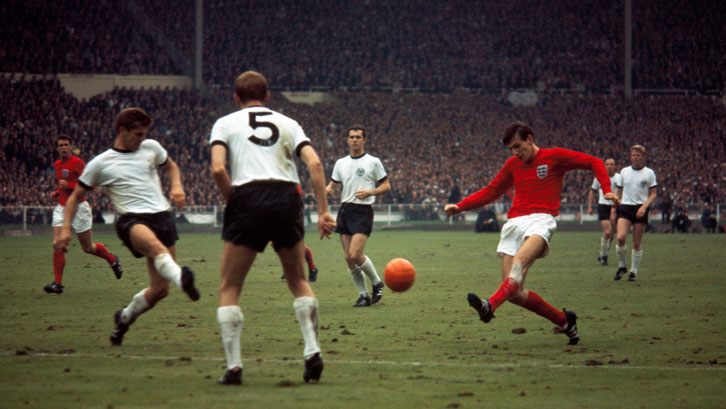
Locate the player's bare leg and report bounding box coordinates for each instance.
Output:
[128,225,198,300]
[598,219,613,265]
[45,227,67,294]
[347,233,384,304]
[304,246,318,282]
[341,234,369,306]
[468,235,577,344]
[217,242,256,385]
[110,245,176,346]
[76,228,123,279]
[278,241,323,383]
[628,223,647,281]
[614,218,632,280]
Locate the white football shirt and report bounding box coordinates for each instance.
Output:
[209,106,310,186]
[618,166,657,205]
[591,173,622,205]
[331,153,387,205]
[79,139,171,214]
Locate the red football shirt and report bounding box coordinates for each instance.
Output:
[457,148,612,218]
[54,155,86,205]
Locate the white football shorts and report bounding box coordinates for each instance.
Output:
[496,213,557,258]
[52,201,93,233]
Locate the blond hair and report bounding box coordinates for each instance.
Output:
[630,144,646,155]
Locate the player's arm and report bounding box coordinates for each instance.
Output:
[326,180,339,196]
[210,143,232,201]
[558,149,619,205]
[299,145,335,239]
[637,186,658,218]
[53,184,88,251]
[447,163,513,216]
[354,177,391,200]
[587,188,596,214]
[161,158,186,209]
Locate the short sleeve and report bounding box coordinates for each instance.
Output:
[209,118,228,147]
[331,160,342,183]
[145,139,168,166]
[79,157,101,188]
[591,178,600,191]
[649,170,657,188]
[292,122,311,152]
[373,158,387,182]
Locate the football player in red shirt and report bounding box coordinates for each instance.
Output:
[445,122,619,345]
[44,135,122,294]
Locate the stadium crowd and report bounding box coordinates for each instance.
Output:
[3,0,723,92]
[2,76,724,216]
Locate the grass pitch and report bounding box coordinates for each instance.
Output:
[1,229,725,408]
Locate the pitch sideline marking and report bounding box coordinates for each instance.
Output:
[3,351,724,372]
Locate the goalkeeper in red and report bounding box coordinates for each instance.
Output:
[445,122,619,345]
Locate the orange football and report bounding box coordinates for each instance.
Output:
[384,258,416,292]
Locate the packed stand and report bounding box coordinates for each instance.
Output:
[2,78,724,220]
[4,0,724,92]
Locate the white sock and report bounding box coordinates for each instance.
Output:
[616,245,627,268]
[600,237,609,258]
[357,256,381,286]
[293,297,321,360]
[350,267,368,297]
[121,289,150,325]
[631,250,643,274]
[217,305,243,370]
[153,253,181,288]
[607,238,613,254]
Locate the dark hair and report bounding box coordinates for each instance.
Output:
[114,107,153,133]
[234,71,268,103]
[55,134,72,147]
[347,124,366,138]
[502,121,534,145]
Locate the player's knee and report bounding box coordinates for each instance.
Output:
[147,286,169,304]
[81,244,95,254]
[507,290,527,306]
[507,262,525,285]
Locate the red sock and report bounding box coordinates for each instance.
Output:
[53,250,66,284]
[523,291,567,327]
[489,277,519,311]
[92,243,116,264]
[304,246,316,270]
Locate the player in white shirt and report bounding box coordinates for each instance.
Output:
[614,145,658,281]
[54,107,200,347]
[586,158,621,266]
[326,125,391,307]
[210,71,335,386]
